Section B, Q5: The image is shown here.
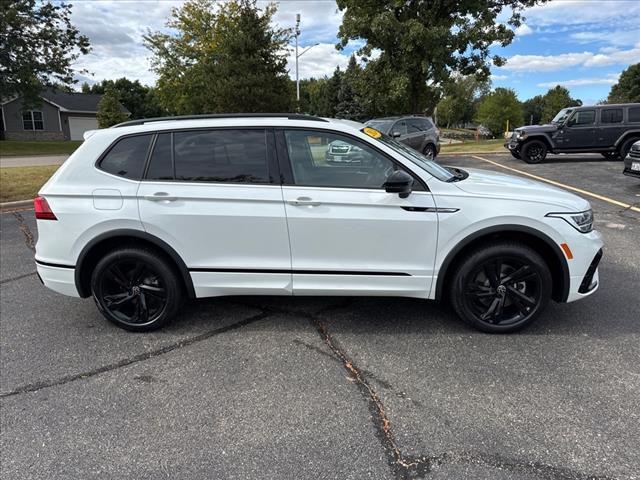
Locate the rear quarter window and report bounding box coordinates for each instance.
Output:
[629,107,640,123]
[99,134,152,180]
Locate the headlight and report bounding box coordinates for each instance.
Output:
[546,209,593,233]
[516,130,526,140]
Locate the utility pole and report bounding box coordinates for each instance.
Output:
[295,14,300,107]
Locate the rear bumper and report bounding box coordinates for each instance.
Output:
[35,261,80,297]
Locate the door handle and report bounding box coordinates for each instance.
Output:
[287,196,321,207]
[144,192,177,202]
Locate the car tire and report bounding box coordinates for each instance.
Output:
[601,152,621,161]
[619,138,639,160]
[91,247,183,332]
[510,149,521,159]
[521,140,547,164]
[423,143,437,160]
[449,241,552,334]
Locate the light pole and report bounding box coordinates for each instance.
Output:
[294,13,319,108]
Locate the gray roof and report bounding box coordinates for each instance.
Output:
[41,90,129,114]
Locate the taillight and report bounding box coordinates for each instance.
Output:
[34,196,57,220]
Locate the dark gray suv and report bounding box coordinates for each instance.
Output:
[506,103,640,164]
[366,116,440,159]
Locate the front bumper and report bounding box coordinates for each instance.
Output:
[564,230,604,303]
[623,154,640,178]
[36,261,80,297]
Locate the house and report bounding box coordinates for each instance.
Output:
[1,90,129,141]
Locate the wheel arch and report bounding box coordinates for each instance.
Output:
[615,131,640,148]
[435,225,569,303]
[523,135,554,151]
[75,229,195,299]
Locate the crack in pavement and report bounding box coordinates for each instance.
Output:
[0,271,36,285]
[0,308,272,399]
[11,211,35,252]
[260,300,613,480]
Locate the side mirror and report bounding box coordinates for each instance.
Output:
[391,131,402,138]
[384,170,414,198]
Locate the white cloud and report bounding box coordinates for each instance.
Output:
[569,30,640,47]
[536,73,620,88]
[491,74,509,80]
[514,23,533,36]
[522,0,640,28]
[284,43,355,79]
[501,43,640,72]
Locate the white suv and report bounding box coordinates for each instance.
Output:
[34,114,603,333]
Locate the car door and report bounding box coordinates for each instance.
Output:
[278,128,438,298]
[597,107,625,148]
[137,128,292,297]
[556,109,597,150]
[390,119,413,147]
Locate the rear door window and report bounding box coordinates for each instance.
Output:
[157,129,270,183]
[601,108,623,124]
[99,134,152,180]
[629,107,640,123]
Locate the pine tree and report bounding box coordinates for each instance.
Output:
[96,86,127,128]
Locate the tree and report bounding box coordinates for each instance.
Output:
[0,0,90,105]
[335,55,366,120]
[475,88,523,137]
[607,63,640,103]
[522,94,544,125]
[436,74,491,127]
[82,78,165,119]
[96,86,127,128]
[540,85,581,123]
[144,0,291,114]
[336,0,546,113]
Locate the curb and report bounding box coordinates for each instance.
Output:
[0,199,33,212]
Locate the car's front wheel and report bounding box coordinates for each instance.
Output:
[91,247,183,332]
[619,138,638,160]
[521,140,547,164]
[510,149,521,159]
[449,242,552,333]
[423,143,437,160]
[601,152,620,160]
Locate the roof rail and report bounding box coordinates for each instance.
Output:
[112,113,328,128]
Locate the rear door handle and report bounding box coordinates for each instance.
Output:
[287,196,321,207]
[144,192,177,202]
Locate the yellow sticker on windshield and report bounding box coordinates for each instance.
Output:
[363,127,382,139]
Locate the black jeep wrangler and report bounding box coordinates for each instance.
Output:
[505,103,640,164]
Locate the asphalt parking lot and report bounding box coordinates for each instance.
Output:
[1,153,639,480]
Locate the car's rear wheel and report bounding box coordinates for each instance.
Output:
[510,149,521,159]
[521,140,547,164]
[619,138,638,160]
[449,242,552,333]
[423,143,437,160]
[91,247,183,332]
[601,152,620,160]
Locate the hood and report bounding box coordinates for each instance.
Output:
[453,167,590,211]
[515,124,558,134]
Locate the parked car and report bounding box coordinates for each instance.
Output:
[324,139,368,164]
[365,116,440,159]
[623,140,640,179]
[505,103,640,163]
[35,114,602,334]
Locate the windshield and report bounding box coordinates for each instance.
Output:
[368,131,455,182]
[551,108,574,124]
[366,120,394,133]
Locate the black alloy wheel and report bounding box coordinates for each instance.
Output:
[423,144,436,160]
[91,247,182,331]
[450,242,552,333]
[510,149,522,159]
[620,138,639,160]
[522,140,547,164]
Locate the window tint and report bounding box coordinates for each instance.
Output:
[601,108,623,124]
[629,107,640,123]
[173,130,269,183]
[571,110,595,125]
[99,134,152,180]
[146,133,173,180]
[284,130,399,189]
[407,119,423,132]
[392,120,408,135]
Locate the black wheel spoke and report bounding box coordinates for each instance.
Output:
[104,292,133,308]
[483,261,501,288]
[465,283,494,298]
[506,286,537,307]
[480,297,501,321]
[502,265,535,284]
[130,262,146,285]
[108,265,129,288]
[136,294,149,323]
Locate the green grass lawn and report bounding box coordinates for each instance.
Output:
[440,138,507,154]
[0,165,60,203]
[0,140,82,157]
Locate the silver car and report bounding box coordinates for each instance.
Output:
[366,116,440,159]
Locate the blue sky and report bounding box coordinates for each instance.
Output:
[70,0,640,105]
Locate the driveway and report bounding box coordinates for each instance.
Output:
[0,154,69,168]
[1,153,639,479]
